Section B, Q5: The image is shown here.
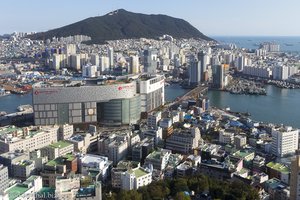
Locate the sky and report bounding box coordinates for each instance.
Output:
[1,0,299,36]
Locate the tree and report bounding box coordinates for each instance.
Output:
[175,192,191,200]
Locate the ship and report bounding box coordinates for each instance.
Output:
[0,88,10,97]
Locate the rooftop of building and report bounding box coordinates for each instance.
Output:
[49,140,72,149]
[0,125,57,143]
[146,149,171,160]
[266,162,289,174]
[200,143,221,152]
[0,150,28,160]
[7,185,30,200]
[265,178,288,190]
[69,134,85,142]
[116,160,140,169]
[76,184,96,198]
[14,160,33,166]
[46,154,76,167]
[128,167,149,178]
[232,150,254,159]
[177,161,193,171]
[81,154,109,164]
[33,77,134,89]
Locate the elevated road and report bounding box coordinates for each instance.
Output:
[167,85,208,107]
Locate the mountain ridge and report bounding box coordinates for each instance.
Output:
[29,9,213,44]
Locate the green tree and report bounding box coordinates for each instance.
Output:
[175,192,191,200]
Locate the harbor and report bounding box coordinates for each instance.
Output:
[225,78,267,95]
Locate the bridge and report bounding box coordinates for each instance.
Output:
[167,85,208,107]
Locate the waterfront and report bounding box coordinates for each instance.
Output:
[214,36,300,53]
[208,85,300,128]
[1,84,300,128]
[0,92,32,113]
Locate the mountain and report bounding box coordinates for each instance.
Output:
[29,9,213,44]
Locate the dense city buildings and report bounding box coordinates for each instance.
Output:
[0,23,300,200]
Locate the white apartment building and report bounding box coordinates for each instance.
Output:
[82,64,98,78]
[2,176,42,200]
[108,137,128,165]
[234,135,247,149]
[219,130,234,144]
[271,126,299,157]
[137,74,165,112]
[0,126,59,153]
[147,111,162,129]
[80,154,112,181]
[144,149,171,171]
[121,167,152,190]
[242,65,272,78]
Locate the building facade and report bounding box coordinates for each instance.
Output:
[33,80,141,126]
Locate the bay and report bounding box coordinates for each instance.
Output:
[208,85,300,128]
[0,92,32,113]
[213,36,300,53]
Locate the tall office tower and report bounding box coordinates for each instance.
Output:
[207,47,212,55]
[69,54,81,71]
[211,56,221,66]
[100,56,110,73]
[52,54,67,70]
[91,54,100,66]
[80,53,89,68]
[273,65,289,80]
[174,54,180,68]
[290,150,300,200]
[188,59,201,86]
[138,74,165,112]
[108,47,114,69]
[82,64,98,78]
[271,126,298,157]
[197,51,210,80]
[236,55,245,71]
[143,48,157,74]
[129,55,139,74]
[65,44,77,55]
[212,64,225,89]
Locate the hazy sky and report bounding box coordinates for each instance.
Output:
[1,0,299,36]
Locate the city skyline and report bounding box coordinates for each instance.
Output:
[1,0,299,36]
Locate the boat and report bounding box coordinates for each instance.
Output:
[17,104,33,112]
[284,43,294,46]
[0,88,10,97]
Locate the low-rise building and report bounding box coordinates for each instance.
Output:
[199,160,236,181]
[111,161,140,189]
[147,111,161,129]
[121,167,152,190]
[67,133,92,154]
[142,128,163,146]
[266,162,290,184]
[0,164,9,193]
[264,178,290,200]
[0,150,29,177]
[219,130,234,144]
[12,160,35,180]
[0,126,59,153]
[234,135,247,149]
[144,149,171,171]
[79,154,112,181]
[2,176,43,200]
[165,127,201,154]
[41,154,77,187]
[55,175,80,200]
[41,141,74,160]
